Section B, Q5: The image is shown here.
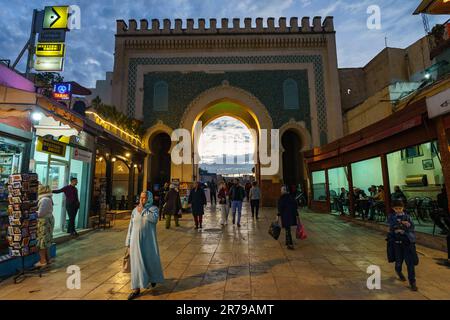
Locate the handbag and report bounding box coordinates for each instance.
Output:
[122,248,130,273]
[268,221,281,240]
[296,223,307,240]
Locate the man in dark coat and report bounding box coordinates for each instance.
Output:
[277,185,300,250]
[164,184,182,229]
[188,182,207,229]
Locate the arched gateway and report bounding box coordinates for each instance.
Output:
[111,17,343,205]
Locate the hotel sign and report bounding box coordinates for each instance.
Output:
[35,42,65,57]
[37,137,66,157]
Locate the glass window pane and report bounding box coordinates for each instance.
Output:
[328,167,349,214]
[351,157,383,196]
[312,170,326,201]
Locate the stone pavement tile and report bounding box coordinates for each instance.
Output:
[173,276,204,294]
[182,265,208,278]
[223,291,252,300]
[210,252,232,265]
[104,271,131,284]
[82,283,126,300]
[55,281,101,299]
[199,244,219,253]
[225,276,251,292]
[190,253,214,266]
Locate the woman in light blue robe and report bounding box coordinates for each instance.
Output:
[126,191,164,300]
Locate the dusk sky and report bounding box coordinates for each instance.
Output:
[0,0,445,88]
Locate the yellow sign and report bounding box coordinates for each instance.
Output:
[36,42,65,57]
[36,137,66,157]
[43,6,69,29]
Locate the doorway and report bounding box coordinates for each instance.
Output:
[149,132,171,187]
[281,130,304,193]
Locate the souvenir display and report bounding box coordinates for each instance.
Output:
[6,173,39,257]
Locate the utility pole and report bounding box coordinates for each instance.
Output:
[25,9,38,79]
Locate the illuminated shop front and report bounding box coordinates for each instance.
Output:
[32,114,95,235]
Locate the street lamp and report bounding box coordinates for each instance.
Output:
[31,111,43,122]
[112,157,116,162]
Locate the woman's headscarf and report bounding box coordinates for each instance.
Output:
[144,191,153,209]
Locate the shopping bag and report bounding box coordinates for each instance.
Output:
[268,222,281,240]
[122,248,130,273]
[296,223,307,240]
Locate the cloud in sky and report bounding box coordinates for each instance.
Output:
[0,0,445,88]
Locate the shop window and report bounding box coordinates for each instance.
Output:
[387,141,443,234]
[153,81,169,111]
[351,157,383,196]
[312,170,326,201]
[283,79,299,110]
[328,167,349,214]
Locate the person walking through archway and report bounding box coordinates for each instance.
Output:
[277,185,300,250]
[230,178,245,227]
[163,184,182,229]
[188,181,207,229]
[218,181,229,226]
[249,181,261,219]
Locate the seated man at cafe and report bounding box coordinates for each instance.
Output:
[391,186,407,203]
[369,185,385,220]
[354,188,370,218]
[337,187,349,215]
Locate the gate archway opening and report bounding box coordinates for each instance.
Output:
[198,115,256,181]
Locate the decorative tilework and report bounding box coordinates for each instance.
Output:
[127,55,327,143]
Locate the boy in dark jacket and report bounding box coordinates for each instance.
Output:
[388,200,418,291]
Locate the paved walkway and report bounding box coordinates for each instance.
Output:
[0,203,449,300]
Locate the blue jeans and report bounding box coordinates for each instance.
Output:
[394,241,416,284]
[231,201,243,224]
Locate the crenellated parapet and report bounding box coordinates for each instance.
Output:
[116,16,335,35]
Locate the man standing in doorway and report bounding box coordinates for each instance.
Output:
[230,178,245,227]
[53,177,80,236]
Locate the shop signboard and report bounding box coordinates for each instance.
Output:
[427,88,450,119]
[43,6,69,29]
[38,29,66,43]
[52,82,71,100]
[34,56,64,72]
[72,148,92,163]
[36,42,65,57]
[36,137,66,157]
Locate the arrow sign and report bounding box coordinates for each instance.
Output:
[43,6,69,29]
